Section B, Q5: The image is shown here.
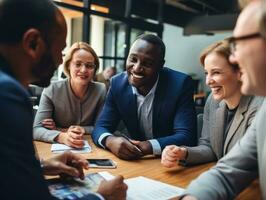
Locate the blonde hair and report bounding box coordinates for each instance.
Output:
[63,42,99,77]
[200,39,239,71]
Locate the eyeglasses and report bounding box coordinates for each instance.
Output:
[71,61,96,70]
[228,32,261,53]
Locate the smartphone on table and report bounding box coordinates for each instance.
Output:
[87,159,117,169]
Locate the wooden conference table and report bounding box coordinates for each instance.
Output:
[35,136,261,200]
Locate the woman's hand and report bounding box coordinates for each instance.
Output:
[55,125,86,148]
[161,145,187,168]
[42,118,56,130]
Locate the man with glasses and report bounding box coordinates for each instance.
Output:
[180,1,266,199]
[92,34,197,160]
[229,33,261,53]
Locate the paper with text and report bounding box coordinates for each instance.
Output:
[125,176,184,200]
[97,172,184,200]
[51,140,91,153]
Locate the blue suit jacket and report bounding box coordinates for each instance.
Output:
[0,57,101,200]
[92,67,197,149]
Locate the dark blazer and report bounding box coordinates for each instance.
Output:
[0,58,100,200]
[92,67,197,150]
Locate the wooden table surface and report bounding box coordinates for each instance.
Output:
[35,137,261,200]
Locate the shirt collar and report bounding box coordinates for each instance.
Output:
[132,75,159,97]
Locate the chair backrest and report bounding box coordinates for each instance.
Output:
[197,113,204,140]
[28,84,44,105]
[195,106,204,115]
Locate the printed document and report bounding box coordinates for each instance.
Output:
[51,140,91,153]
[99,172,184,200]
[125,176,184,200]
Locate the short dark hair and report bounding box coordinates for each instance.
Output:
[136,34,165,62]
[0,0,57,44]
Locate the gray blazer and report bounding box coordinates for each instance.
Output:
[184,98,266,199]
[33,79,106,142]
[185,94,263,165]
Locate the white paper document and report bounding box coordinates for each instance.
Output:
[125,176,184,200]
[51,140,92,153]
[97,172,184,200]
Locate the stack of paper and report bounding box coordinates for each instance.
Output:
[51,141,92,153]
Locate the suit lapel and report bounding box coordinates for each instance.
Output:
[212,101,226,159]
[123,82,141,139]
[223,96,251,154]
[152,74,164,138]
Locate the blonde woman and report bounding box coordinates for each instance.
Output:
[33,42,106,148]
[161,39,263,167]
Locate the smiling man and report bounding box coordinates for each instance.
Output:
[92,34,196,160]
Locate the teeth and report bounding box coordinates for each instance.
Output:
[132,73,144,78]
[211,87,220,93]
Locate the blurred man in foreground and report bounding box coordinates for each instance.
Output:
[0,0,127,199]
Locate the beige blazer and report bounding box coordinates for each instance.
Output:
[185,94,263,165]
[33,79,106,142]
[185,98,266,199]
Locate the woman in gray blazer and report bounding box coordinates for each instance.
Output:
[33,42,106,148]
[161,39,263,167]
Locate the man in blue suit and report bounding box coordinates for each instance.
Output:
[92,34,197,160]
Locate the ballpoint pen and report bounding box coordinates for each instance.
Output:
[120,134,143,153]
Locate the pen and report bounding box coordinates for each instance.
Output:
[120,135,142,153]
